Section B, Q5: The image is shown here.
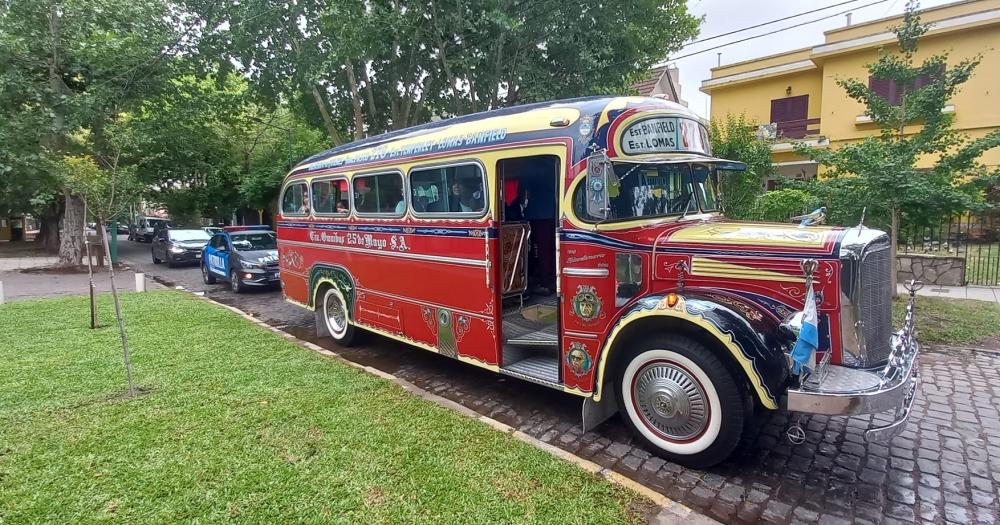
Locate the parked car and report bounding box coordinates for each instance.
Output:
[130,216,170,242]
[201,226,279,293]
[151,228,212,267]
[106,222,130,235]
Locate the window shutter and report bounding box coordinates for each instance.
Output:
[787,95,808,121]
[869,76,901,105]
[770,98,788,124]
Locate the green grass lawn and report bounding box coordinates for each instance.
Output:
[893,294,1000,345]
[0,292,649,524]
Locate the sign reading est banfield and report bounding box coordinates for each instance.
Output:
[620,116,709,156]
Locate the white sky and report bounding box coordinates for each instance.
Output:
[672,0,956,117]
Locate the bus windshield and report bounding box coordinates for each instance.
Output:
[573,162,721,223]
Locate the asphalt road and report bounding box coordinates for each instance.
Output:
[117,235,1000,525]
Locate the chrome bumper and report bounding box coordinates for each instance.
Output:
[785,283,921,442]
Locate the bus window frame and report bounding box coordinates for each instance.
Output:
[408,159,489,220]
[280,180,311,218]
[310,175,352,218]
[352,169,407,219]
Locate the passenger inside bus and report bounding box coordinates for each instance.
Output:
[499,156,558,297]
[410,165,484,214]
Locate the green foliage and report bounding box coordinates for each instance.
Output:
[61,155,142,222]
[709,113,774,219]
[796,1,998,233]
[0,292,649,523]
[752,189,820,223]
[190,0,701,140]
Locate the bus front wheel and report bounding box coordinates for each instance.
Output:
[615,334,745,469]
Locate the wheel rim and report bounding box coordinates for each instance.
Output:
[324,290,348,337]
[231,273,238,291]
[632,360,709,442]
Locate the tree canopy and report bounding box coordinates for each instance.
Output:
[190,0,700,143]
[2,0,700,262]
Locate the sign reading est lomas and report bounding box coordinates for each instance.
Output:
[620,117,709,156]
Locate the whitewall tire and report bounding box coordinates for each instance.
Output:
[615,335,745,468]
[320,285,356,346]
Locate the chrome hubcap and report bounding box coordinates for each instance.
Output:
[634,362,708,440]
[325,292,347,335]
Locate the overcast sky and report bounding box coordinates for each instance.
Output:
[671,0,956,117]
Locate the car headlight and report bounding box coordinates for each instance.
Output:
[169,246,185,253]
[242,260,263,269]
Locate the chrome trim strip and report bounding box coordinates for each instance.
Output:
[563,267,609,277]
[565,330,599,340]
[279,239,487,267]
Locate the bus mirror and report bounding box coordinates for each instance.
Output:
[586,153,610,220]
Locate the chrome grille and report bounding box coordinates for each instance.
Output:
[859,244,893,366]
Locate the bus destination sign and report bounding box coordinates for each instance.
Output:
[620,116,709,156]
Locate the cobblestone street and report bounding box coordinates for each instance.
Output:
[119,238,1000,524]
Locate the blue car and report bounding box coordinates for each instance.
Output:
[201,226,280,293]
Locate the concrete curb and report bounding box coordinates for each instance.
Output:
[185,290,718,525]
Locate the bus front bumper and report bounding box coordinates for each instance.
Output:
[784,329,918,442]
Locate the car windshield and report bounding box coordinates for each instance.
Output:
[573,162,721,222]
[231,232,277,251]
[169,229,211,242]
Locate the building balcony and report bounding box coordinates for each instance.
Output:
[776,117,821,139]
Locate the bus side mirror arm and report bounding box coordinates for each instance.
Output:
[585,152,610,222]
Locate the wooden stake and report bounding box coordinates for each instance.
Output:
[100,219,136,396]
[83,199,97,328]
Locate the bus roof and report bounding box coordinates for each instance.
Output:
[286,96,707,180]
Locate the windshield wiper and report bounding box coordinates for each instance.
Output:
[679,192,696,220]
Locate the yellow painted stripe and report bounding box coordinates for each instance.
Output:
[691,257,806,283]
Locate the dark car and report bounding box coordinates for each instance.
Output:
[201,227,279,293]
[151,228,212,268]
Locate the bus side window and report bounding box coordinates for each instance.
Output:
[281,181,309,216]
[312,178,350,216]
[410,164,485,216]
[354,172,404,216]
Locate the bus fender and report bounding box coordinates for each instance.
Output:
[308,264,356,312]
[592,293,789,410]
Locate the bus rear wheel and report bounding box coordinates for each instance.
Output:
[318,286,356,346]
[615,334,745,469]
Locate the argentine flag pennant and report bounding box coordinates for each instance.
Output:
[791,280,819,375]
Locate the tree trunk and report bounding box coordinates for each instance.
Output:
[36,202,62,254]
[310,84,344,146]
[890,206,900,298]
[58,191,85,266]
[344,59,365,140]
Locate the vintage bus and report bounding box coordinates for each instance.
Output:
[277,96,919,467]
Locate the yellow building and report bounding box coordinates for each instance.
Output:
[701,0,1000,187]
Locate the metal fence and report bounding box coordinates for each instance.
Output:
[899,212,1000,286]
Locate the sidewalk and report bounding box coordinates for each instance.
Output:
[0,256,60,271]
[898,282,1000,303]
[0,263,162,303]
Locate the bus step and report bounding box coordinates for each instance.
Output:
[500,355,560,386]
[504,324,558,348]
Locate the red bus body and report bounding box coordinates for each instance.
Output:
[276,96,920,467]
